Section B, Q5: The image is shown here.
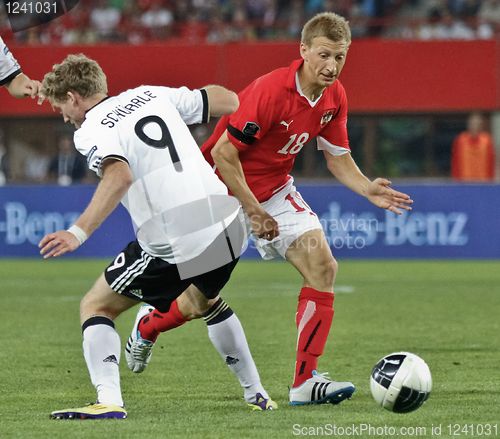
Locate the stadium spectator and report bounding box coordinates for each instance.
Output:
[0,36,41,98]
[132,11,413,406]
[89,0,123,41]
[417,6,475,39]
[24,146,50,183]
[177,10,209,42]
[140,0,174,40]
[479,0,500,23]
[39,53,276,420]
[48,134,88,185]
[451,112,495,182]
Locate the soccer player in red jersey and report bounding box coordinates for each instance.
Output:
[129,12,413,405]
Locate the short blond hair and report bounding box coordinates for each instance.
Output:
[42,54,108,103]
[301,12,351,46]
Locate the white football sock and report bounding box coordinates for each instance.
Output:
[204,300,269,402]
[82,317,123,407]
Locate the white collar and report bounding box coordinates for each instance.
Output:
[295,72,321,107]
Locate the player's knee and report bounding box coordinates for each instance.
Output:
[194,296,218,317]
[79,291,118,322]
[177,292,213,319]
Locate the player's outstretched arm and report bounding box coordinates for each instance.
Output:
[202,85,239,117]
[212,131,279,240]
[39,160,133,258]
[324,151,413,215]
[5,73,42,99]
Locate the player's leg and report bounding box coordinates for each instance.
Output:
[128,280,276,409]
[256,183,354,405]
[125,285,214,372]
[51,273,138,420]
[285,229,355,405]
[192,261,276,410]
[285,228,336,383]
[134,284,216,345]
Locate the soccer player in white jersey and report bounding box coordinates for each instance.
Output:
[38,53,276,420]
[0,36,41,98]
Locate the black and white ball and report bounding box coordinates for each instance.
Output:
[370,352,432,413]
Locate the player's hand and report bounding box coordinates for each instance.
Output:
[247,206,279,240]
[21,78,42,100]
[366,178,413,215]
[37,89,46,105]
[39,230,81,259]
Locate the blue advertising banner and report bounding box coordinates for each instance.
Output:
[296,183,500,259]
[0,184,499,259]
[0,185,134,258]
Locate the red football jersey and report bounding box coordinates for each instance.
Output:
[202,59,350,202]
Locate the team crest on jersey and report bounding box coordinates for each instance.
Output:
[242,121,260,137]
[320,110,334,127]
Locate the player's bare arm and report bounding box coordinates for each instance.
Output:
[324,151,413,215]
[202,85,239,117]
[6,73,42,99]
[39,160,133,258]
[211,131,279,240]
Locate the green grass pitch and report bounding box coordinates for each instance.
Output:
[0,259,498,439]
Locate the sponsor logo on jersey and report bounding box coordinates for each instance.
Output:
[320,110,334,127]
[242,121,260,136]
[280,120,293,131]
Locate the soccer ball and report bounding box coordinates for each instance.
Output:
[370,352,432,413]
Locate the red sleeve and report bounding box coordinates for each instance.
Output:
[318,82,350,150]
[226,76,278,151]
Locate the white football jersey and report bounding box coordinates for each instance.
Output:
[0,37,21,86]
[75,85,238,263]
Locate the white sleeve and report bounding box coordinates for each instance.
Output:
[0,37,22,86]
[317,136,351,156]
[154,86,208,125]
[74,127,128,178]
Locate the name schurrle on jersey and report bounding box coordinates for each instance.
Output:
[100,90,157,128]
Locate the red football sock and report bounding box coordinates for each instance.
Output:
[138,300,188,342]
[293,287,334,388]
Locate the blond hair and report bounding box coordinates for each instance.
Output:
[301,12,351,46]
[42,54,108,103]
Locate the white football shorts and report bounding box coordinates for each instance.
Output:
[251,178,323,260]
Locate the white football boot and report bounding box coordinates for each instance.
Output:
[289,370,355,405]
[125,304,155,373]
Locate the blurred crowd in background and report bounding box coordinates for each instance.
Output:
[1,0,500,45]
